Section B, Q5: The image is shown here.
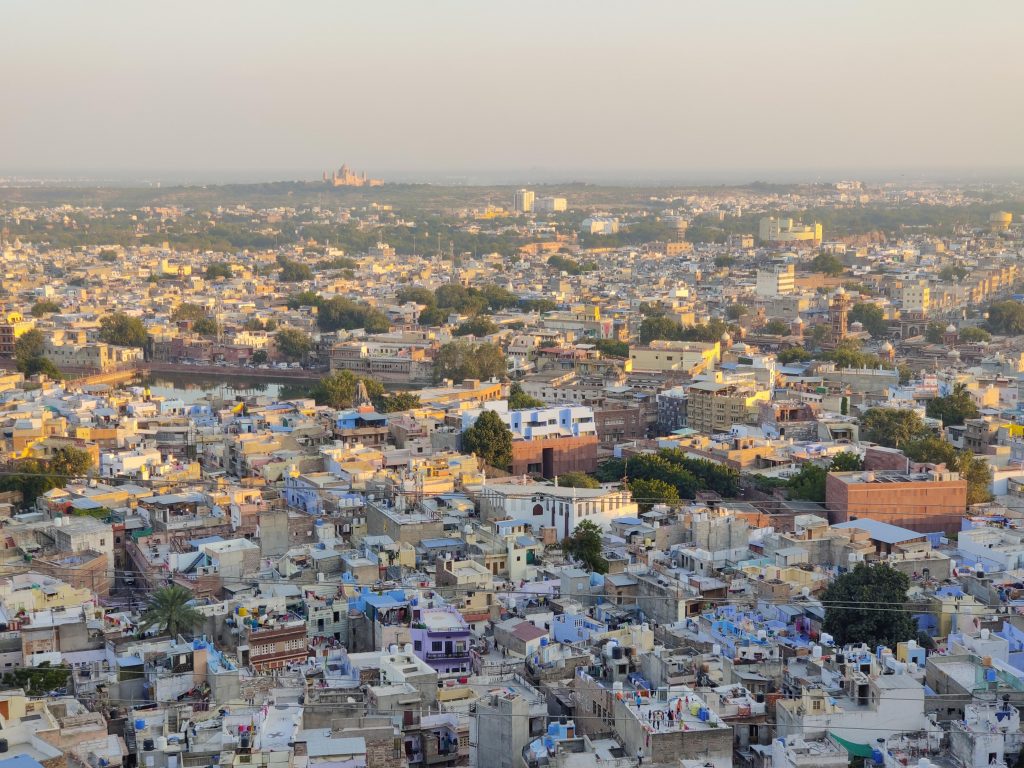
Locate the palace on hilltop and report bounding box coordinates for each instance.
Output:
[323,163,384,187]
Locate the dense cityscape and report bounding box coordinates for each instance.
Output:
[0,172,1021,768]
[3,2,1024,767]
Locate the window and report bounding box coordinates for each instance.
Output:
[533,504,543,516]
[432,641,442,651]
[414,640,422,651]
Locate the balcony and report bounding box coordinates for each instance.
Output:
[425,649,470,660]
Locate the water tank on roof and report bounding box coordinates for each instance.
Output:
[134,719,146,731]
[540,637,549,646]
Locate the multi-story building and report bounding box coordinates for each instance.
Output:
[0,312,35,357]
[902,279,931,313]
[534,196,567,213]
[758,217,822,246]
[629,340,720,374]
[409,606,472,677]
[514,189,535,213]
[242,612,308,671]
[756,263,796,297]
[686,377,770,435]
[825,469,967,534]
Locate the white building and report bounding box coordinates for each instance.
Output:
[514,189,535,214]
[581,217,619,235]
[478,481,638,541]
[462,403,597,440]
[755,263,796,297]
[535,196,567,213]
[902,280,931,313]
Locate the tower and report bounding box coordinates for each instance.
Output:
[829,287,851,344]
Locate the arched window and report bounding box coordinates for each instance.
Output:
[533,503,543,516]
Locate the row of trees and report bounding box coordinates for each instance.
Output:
[309,370,421,413]
[861,406,992,505]
[639,316,731,345]
[286,292,390,333]
[0,446,94,505]
[593,450,740,510]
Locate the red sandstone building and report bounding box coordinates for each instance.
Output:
[825,469,967,535]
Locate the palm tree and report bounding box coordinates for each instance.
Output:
[141,585,204,638]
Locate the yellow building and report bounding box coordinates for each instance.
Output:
[0,312,36,357]
[0,573,93,613]
[629,340,721,374]
[758,217,822,246]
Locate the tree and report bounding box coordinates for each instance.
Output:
[959,452,993,506]
[192,317,218,336]
[639,316,684,344]
[99,313,148,347]
[808,253,845,276]
[726,304,748,320]
[310,371,384,409]
[821,563,917,648]
[14,329,46,369]
[628,477,680,512]
[287,290,322,310]
[250,349,268,365]
[23,357,62,379]
[0,665,71,696]
[462,410,513,470]
[375,392,421,413]
[926,383,980,427]
[274,328,313,361]
[317,296,389,333]
[98,249,119,262]
[787,463,828,502]
[860,408,930,448]
[986,301,1024,335]
[830,452,864,472]
[594,338,629,358]
[141,585,205,638]
[959,327,991,343]
[777,347,812,364]
[30,300,61,317]
[50,446,94,477]
[205,262,233,279]
[557,472,600,489]
[938,263,969,282]
[171,303,209,324]
[925,322,946,343]
[562,520,607,573]
[433,340,506,383]
[397,287,436,307]
[277,255,313,282]
[764,319,790,336]
[903,435,959,467]
[508,382,544,410]
[454,316,499,337]
[850,303,888,337]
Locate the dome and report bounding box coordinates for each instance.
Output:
[720,331,732,344]
[880,341,894,352]
[793,316,804,326]
[834,286,846,296]
[948,348,960,359]
[946,324,957,333]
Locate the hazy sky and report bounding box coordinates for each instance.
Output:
[2,1,1022,182]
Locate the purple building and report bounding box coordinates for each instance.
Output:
[410,605,473,677]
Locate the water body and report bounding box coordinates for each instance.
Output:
[136,373,313,404]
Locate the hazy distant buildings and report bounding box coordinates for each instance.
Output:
[535,196,567,213]
[514,188,535,213]
[581,216,619,235]
[759,216,822,246]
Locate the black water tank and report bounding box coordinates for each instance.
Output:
[612,646,623,659]
[0,738,8,753]
[142,739,154,752]
[755,693,765,704]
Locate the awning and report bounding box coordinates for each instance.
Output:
[829,732,875,759]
